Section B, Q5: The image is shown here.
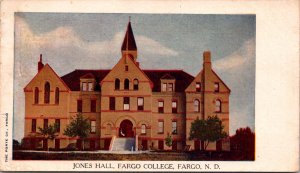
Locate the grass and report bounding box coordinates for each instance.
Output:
[13,150,254,161]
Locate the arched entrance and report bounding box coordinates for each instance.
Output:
[119,119,134,137]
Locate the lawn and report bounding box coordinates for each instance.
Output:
[13,150,254,161]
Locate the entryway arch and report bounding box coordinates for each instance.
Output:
[119,119,134,137]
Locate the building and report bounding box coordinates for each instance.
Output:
[23,21,230,151]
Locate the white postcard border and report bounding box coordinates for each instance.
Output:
[0,0,299,171]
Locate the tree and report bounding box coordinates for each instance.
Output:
[189,116,227,150]
[63,113,90,150]
[37,122,59,151]
[165,133,173,149]
[230,127,255,160]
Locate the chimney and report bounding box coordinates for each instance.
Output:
[38,54,44,72]
[203,51,211,70]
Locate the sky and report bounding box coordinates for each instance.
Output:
[14,13,255,141]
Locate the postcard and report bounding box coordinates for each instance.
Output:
[0,0,298,172]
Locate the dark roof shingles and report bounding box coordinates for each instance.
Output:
[121,22,137,51]
[61,70,110,91]
[61,69,194,92]
[144,70,194,92]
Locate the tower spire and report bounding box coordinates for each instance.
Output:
[121,17,137,61]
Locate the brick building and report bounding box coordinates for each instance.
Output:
[23,21,230,151]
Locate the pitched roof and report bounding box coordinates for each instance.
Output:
[24,64,70,91]
[61,70,110,91]
[160,73,175,79]
[143,70,194,92]
[80,73,95,79]
[60,69,194,92]
[212,70,231,92]
[121,22,137,51]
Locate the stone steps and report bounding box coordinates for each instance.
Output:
[112,138,135,151]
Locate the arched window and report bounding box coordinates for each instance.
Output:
[55,87,59,104]
[115,79,120,90]
[44,82,50,104]
[194,99,200,112]
[141,124,146,134]
[34,87,39,104]
[215,100,221,112]
[106,123,112,135]
[124,79,129,90]
[133,79,139,90]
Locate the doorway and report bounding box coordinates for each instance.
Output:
[119,119,134,137]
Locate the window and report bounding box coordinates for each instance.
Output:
[172,101,177,113]
[196,82,201,92]
[115,79,120,90]
[34,87,39,104]
[215,100,221,112]
[133,79,139,90]
[141,124,146,134]
[77,100,82,112]
[55,119,60,132]
[214,82,219,92]
[109,97,115,110]
[82,82,87,91]
[124,79,129,90]
[172,121,177,134]
[44,82,50,104]
[137,97,144,111]
[91,100,96,112]
[106,124,112,135]
[158,121,164,134]
[123,97,130,110]
[158,101,164,113]
[44,119,48,129]
[31,119,36,132]
[167,83,173,92]
[90,120,96,133]
[162,83,167,92]
[88,82,93,91]
[194,99,200,112]
[55,87,59,104]
[125,65,129,71]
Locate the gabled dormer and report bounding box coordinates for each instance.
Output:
[160,73,175,92]
[80,73,95,92]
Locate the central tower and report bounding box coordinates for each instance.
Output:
[121,19,138,61]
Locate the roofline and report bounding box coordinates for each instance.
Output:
[74,69,111,71]
[99,55,154,88]
[142,69,184,71]
[130,57,154,89]
[24,64,71,91]
[212,69,231,92]
[23,69,42,91]
[73,69,185,71]
[45,64,71,91]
